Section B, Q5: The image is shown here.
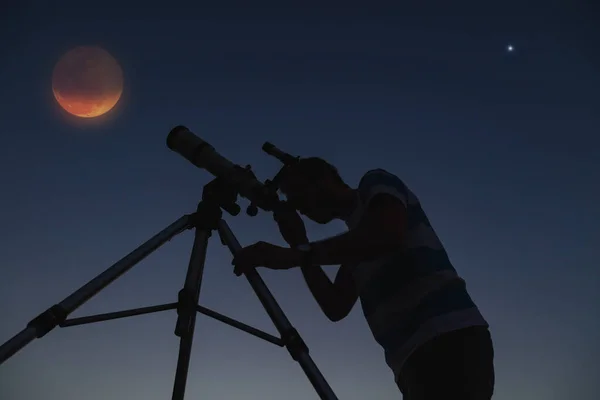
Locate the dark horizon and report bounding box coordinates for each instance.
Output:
[1,2,599,399]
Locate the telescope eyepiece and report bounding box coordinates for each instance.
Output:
[262,141,298,166]
[262,142,276,153]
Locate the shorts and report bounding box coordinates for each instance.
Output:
[396,326,495,400]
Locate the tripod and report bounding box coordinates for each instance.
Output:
[0,177,339,400]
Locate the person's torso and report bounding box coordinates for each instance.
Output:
[344,170,488,378]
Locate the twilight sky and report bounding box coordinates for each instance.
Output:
[1,2,599,399]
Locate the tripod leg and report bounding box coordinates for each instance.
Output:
[216,220,339,400]
[0,215,192,365]
[171,228,211,400]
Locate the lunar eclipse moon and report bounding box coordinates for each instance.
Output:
[52,46,124,118]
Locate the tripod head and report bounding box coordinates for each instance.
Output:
[167,126,300,217]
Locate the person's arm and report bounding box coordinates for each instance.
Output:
[305,194,406,266]
[288,235,358,322]
[299,259,358,322]
[274,209,358,321]
[232,171,409,279]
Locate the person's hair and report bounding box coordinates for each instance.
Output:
[279,157,346,187]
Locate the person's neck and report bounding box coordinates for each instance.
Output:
[333,188,359,220]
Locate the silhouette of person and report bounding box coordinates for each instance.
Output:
[233,158,495,399]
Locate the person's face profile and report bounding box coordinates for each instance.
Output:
[280,176,336,224]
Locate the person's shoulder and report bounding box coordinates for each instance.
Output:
[359,168,407,188]
[356,168,412,207]
[362,168,395,177]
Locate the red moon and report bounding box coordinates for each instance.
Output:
[52,46,124,118]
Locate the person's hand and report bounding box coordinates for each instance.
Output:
[232,241,301,276]
[273,206,308,246]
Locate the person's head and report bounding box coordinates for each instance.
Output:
[277,157,356,224]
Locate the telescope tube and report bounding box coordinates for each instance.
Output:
[167,126,281,212]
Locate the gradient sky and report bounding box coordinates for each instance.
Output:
[1,2,599,399]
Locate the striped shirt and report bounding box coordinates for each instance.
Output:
[343,169,488,382]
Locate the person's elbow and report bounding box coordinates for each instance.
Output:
[324,296,356,322]
[328,314,345,323]
[326,308,350,322]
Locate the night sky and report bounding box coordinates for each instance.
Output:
[1,2,599,399]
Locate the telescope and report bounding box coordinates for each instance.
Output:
[0,124,339,400]
[167,126,299,216]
